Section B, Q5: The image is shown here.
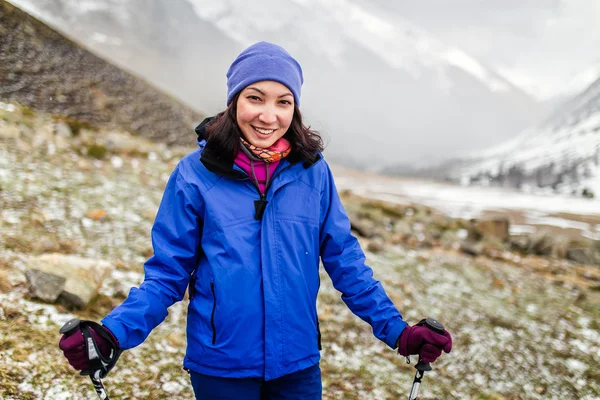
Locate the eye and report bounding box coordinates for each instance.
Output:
[247,95,262,102]
[279,99,292,105]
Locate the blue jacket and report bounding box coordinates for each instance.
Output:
[102,120,406,380]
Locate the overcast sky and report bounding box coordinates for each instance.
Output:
[367,0,600,101]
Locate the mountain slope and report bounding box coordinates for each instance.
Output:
[442,75,600,197]
[8,0,544,167]
[0,0,202,145]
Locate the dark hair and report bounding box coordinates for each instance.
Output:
[205,92,324,163]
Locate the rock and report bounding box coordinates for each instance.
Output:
[566,248,592,265]
[404,234,419,249]
[31,236,59,253]
[467,218,510,242]
[167,332,185,348]
[377,201,407,219]
[460,241,485,256]
[85,209,108,221]
[351,217,379,239]
[509,235,530,252]
[492,277,505,289]
[31,123,54,150]
[430,214,451,230]
[0,123,21,139]
[367,239,385,253]
[551,235,571,259]
[27,253,112,309]
[54,121,73,138]
[535,386,546,395]
[430,229,442,240]
[393,221,412,235]
[104,131,157,156]
[350,217,370,237]
[25,269,66,302]
[53,122,72,150]
[389,233,406,245]
[587,240,600,265]
[527,231,554,256]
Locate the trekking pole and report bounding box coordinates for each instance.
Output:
[60,319,118,400]
[407,318,446,400]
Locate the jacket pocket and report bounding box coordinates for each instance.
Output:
[210,281,217,345]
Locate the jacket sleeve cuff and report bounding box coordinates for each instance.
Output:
[101,317,127,350]
[385,318,408,349]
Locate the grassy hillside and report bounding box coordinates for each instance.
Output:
[1,103,599,399]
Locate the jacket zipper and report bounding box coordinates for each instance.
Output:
[317,318,322,350]
[250,164,294,220]
[210,282,217,345]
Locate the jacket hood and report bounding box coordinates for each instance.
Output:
[194,116,245,180]
[195,116,214,147]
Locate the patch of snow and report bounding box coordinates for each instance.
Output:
[91,32,122,46]
[566,358,588,373]
[443,48,509,92]
[162,381,185,393]
[524,214,591,231]
[510,225,537,235]
[334,171,600,219]
[0,101,17,112]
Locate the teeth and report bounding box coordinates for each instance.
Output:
[254,127,275,134]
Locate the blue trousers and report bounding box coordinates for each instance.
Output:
[190,364,322,400]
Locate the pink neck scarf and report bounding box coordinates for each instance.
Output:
[234,138,291,194]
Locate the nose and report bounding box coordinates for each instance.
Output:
[258,105,277,125]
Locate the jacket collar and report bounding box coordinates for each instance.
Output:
[195,117,319,179]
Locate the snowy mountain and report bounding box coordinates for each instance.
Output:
[7,0,545,168]
[439,75,600,197]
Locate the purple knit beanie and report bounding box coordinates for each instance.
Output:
[226,41,304,106]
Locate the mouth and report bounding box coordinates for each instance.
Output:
[251,125,277,136]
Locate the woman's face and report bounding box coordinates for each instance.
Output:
[236,80,295,148]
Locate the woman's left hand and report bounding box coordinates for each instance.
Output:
[396,323,452,363]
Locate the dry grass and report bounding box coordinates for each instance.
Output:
[0,269,12,293]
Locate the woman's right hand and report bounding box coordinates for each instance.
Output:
[59,323,119,372]
[396,322,452,363]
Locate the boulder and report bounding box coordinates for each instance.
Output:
[366,239,385,253]
[467,218,510,242]
[587,240,600,265]
[392,221,412,236]
[25,269,66,302]
[460,241,485,256]
[566,248,592,265]
[509,235,530,252]
[350,217,377,238]
[527,231,554,256]
[350,217,389,240]
[27,253,112,308]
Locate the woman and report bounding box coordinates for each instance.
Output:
[59,41,452,399]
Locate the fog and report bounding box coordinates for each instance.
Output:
[8,0,600,169]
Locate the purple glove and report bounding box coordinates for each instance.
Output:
[397,324,452,363]
[59,324,118,371]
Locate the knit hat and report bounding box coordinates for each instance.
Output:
[226,41,304,106]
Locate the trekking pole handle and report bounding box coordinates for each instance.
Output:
[408,318,445,400]
[60,318,82,336]
[414,318,445,372]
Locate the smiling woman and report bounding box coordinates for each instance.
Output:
[58,41,452,400]
[236,81,295,149]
